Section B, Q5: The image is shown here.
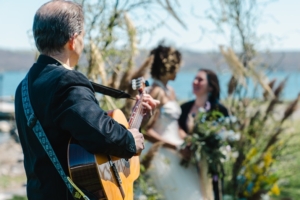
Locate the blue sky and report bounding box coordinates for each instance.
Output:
[0,0,299,52]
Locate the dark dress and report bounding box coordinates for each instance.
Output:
[14,55,136,199]
[178,99,229,133]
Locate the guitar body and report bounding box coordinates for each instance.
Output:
[68,109,140,200]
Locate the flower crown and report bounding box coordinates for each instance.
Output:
[160,48,181,73]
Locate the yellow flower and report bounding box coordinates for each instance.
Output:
[263,152,273,168]
[252,165,262,175]
[269,183,280,196]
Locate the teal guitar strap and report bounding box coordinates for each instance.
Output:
[21,74,89,200]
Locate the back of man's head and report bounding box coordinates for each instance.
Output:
[33,0,84,55]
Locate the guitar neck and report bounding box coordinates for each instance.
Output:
[128,92,144,129]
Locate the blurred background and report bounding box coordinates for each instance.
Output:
[0,0,299,199]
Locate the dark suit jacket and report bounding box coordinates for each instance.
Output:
[15,55,136,199]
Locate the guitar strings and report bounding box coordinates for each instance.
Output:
[131,100,142,128]
[135,93,145,128]
[130,98,140,128]
[131,94,144,129]
[130,78,145,129]
[129,91,141,128]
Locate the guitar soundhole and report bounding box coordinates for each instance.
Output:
[122,158,130,168]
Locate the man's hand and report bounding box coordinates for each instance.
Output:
[128,128,145,154]
[136,93,160,116]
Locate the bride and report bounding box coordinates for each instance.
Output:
[141,44,203,200]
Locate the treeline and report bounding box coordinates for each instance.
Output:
[1,48,300,72]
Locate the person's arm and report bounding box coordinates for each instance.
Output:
[179,126,187,139]
[145,128,176,148]
[52,71,138,158]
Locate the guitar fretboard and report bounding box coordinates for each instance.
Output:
[128,92,144,129]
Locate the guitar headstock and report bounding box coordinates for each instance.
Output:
[132,77,149,92]
[129,77,150,128]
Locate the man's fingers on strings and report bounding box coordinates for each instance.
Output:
[142,102,152,111]
[142,94,160,107]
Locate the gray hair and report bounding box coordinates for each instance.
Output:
[33,1,84,55]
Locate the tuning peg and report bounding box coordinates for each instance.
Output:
[132,77,147,90]
[145,80,150,87]
[132,79,137,90]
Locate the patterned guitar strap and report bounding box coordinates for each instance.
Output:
[21,74,90,200]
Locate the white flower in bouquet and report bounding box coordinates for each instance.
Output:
[228,131,241,142]
[231,151,239,158]
[224,116,237,124]
[220,145,232,162]
[217,129,240,142]
[198,107,206,113]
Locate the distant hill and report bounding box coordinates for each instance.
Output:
[0,48,300,72]
[0,49,36,71]
[178,50,300,72]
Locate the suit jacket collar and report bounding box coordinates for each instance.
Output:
[36,54,62,66]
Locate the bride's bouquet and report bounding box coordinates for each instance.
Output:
[180,108,240,177]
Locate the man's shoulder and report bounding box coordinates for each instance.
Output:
[52,69,94,95]
[42,64,90,86]
[35,55,89,84]
[30,62,94,97]
[58,68,88,82]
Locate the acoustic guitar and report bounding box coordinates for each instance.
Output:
[67,78,149,200]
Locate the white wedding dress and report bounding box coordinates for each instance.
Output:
[142,100,203,200]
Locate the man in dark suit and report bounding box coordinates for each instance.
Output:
[14,1,159,199]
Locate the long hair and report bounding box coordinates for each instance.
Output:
[199,69,220,103]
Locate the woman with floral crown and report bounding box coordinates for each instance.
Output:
[142,44,203,199]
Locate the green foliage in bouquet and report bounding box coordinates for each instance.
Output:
[181,109,240,178]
